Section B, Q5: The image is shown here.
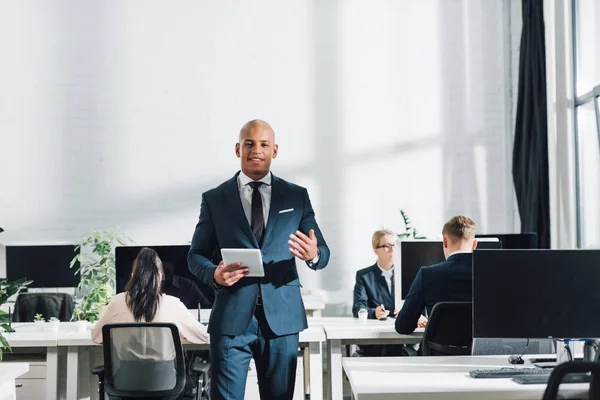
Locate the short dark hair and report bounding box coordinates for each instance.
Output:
[442,216,476,242]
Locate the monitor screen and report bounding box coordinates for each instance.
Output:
[476,233,538,249]
[473,249,600,339]
[115,245,214,309]
[6,245,80,288]
[399,240,501,299]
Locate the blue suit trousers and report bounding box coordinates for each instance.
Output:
[209,305,299,400]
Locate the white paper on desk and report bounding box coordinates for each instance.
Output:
[221,248,264,277]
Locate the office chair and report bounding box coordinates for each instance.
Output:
[91,323,186,400]
[472,338,556,356]
[542,361,600,400]
[406,301,472,356]
[12,292,75,322]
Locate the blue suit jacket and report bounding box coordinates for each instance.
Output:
[352,263,395,319]
[188,172,330,336]
[395,252,472,334]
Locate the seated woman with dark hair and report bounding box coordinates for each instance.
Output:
[92,247,209,344]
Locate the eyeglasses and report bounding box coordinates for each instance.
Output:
[376,244,395,251]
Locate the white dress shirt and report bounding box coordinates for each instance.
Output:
[377,263,394,294]
[237,171,271,226]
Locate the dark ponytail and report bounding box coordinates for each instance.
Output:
[125,247,163,322]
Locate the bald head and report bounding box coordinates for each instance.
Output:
[239,119,275,142]
[236,119,278,180]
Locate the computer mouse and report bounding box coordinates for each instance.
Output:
[508,354,525,364]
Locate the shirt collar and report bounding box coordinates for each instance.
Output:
[238,171,272,187]
[376,262,394,277]
[448,249,472,258]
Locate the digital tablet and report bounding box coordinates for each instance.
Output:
[220,248,264,277]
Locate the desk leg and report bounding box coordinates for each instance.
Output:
[303,347,310,398]
[309,341,323,400]
[46,347,58,400]
[327,339,343,400]
[66,346,79,400]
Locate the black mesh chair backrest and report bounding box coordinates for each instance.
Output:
[12,292,75,322]
[421,301,473,356]
[543,361,600,400]
[472,338,556,355]
[101,323,186,399]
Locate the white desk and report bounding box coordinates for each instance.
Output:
[4,323,67,400]
[343,355,589,400]
[312,317,423,400]
[0,363,29,400]
[57,324,325,400]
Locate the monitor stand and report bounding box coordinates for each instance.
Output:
[583,339,599,362]
[556,339,575,364]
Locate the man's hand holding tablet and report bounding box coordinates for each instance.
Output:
[215,248,265,287]
[213,261,249,287]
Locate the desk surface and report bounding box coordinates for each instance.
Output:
[309,316,423,342]
[343,355,589,400]
[5,322,325,347]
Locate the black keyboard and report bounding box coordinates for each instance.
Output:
[470,368,551,378]
[513,373,591,385]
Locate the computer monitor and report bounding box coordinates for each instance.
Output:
[6,245,80,288]
[473,249,600,339]
[476,233,538,249]
[398,239,501,300]
[115,245,214,308]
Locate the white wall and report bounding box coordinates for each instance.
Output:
[0,1,520,306]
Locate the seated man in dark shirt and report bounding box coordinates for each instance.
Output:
[395,215,477,335]
[162,262,212,309]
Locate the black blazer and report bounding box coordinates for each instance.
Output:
[353,263,395,319]
[395,252,472,334]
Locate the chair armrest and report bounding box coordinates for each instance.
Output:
[192,363,210,374]
[91,365,105,376]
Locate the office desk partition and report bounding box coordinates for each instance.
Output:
[343,355,589,400]
[310,317,423,400]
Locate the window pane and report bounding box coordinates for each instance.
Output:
[578,100,600,248]
[575,0,600,94]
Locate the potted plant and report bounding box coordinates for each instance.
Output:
[33,313,46,331]
[48,317,60,332]
[397,210,426,240]
[70,230,132,326]
[0,277,32,360]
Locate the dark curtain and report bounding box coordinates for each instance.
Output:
[512,0,550,249]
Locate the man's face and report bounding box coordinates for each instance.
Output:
[236,124,278,180]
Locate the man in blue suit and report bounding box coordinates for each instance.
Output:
[188,119,330,400]
[395,215,477,335]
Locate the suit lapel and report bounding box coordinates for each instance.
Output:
[223,172,259,248]
[262,173,282,246]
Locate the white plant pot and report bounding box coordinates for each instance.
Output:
[47,321,60,332]
[34,320,45,332]
[76,320,88,332]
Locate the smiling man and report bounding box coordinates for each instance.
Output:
[188,119,330,400]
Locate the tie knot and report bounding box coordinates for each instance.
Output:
[249,181,264,190]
